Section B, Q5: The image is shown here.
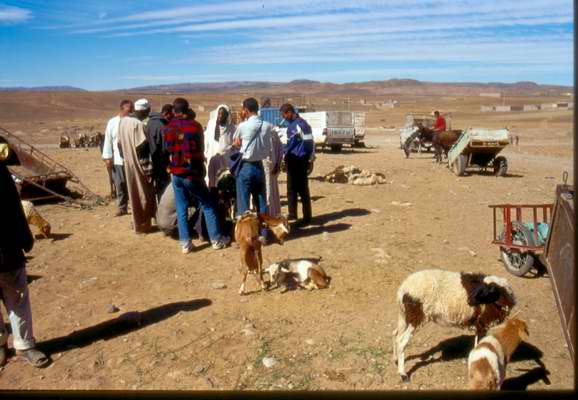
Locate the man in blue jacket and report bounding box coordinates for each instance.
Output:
[280,103,314,226]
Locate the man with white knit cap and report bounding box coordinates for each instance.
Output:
[134,98,151,126]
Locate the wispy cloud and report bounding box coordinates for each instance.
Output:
[0,5,32,23]
[2,0,573,88]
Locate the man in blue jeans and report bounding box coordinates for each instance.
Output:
[163,97,230,254]
[233,98,273,240]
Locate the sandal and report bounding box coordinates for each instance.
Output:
[16,348,50,368]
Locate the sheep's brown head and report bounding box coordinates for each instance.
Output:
[483,275,516,312]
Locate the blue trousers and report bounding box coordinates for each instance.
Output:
[172,175,222,245]
[235,161,268,217]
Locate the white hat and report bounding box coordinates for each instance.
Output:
[135,98,150,111]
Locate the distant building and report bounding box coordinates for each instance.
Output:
[523,104,540,111]
[541,103,558,110]
[481,105,495,112]
[495,105,512,112]
[381,99,399,108]
[479,92,501,98]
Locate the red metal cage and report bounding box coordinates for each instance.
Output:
[489,204,554,252]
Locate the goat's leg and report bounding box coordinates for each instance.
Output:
[396,319,416,382]
[392,315,402,363]
[257,248,265,291]
[239,269,248,295]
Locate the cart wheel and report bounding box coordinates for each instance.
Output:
[453,154,466,176]
[494,156,508,177]
[498,221,535,277]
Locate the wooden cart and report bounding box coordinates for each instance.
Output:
[448,128,510,176]
[1,126,104,207]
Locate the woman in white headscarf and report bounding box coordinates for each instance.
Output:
[204,104,236,189]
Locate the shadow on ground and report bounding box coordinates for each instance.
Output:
[405,335,546,389]
[48,233,73,242]
[311,208,371,226]
[37,299,212,357]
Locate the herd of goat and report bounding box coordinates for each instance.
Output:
[58,131,103,149]
[22,198,529,390]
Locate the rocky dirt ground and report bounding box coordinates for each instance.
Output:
[0,97,574,391]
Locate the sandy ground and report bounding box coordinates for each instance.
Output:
[0,94,574,391]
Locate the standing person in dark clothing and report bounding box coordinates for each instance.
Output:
[0,141,50,368]
[163,97,230,254]
[145,104,174,201]
[280,103,314,227]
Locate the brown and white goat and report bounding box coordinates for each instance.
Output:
[265,259,331,292]
[21,200,51,238]
[234,212,289,295]
[468,318,529,390]
[392,269,516,382]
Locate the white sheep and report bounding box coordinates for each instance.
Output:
[392,268,516,382]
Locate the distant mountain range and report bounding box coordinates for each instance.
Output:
[0,85,87,92]
[0,79,572,96]
[119,79,573,96]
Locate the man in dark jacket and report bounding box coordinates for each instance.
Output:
[146,104,174,201]
[0,139,50,368]
[280,103,314,226]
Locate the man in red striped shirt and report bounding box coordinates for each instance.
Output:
[163,97,230,254]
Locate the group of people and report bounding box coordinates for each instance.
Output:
[101,96,316,254]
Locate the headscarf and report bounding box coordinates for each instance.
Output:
[204,104,235,161]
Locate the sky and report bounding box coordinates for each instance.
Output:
[0,0,574,90]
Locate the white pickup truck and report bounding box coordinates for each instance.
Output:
[262,108,356,153]
[299,111,356,152]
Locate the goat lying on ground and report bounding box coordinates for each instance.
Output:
[468,317,529,390]
[392,268,516,382]
[265,258,331,292]
[21,200,51,238]
[234,212,289,295]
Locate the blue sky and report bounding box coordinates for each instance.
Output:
[0,0,573,90]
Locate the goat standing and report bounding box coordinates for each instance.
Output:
[234,212,289,295]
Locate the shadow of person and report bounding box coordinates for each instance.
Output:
[37,298,212,356]
[287,223,352,241]
[309,208,371,226]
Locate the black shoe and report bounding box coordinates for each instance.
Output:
[114,209,128,217]
[287,214,298,221]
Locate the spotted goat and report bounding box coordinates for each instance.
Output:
[468,317,529,390]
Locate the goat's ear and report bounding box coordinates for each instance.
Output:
[468,284,501,305]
